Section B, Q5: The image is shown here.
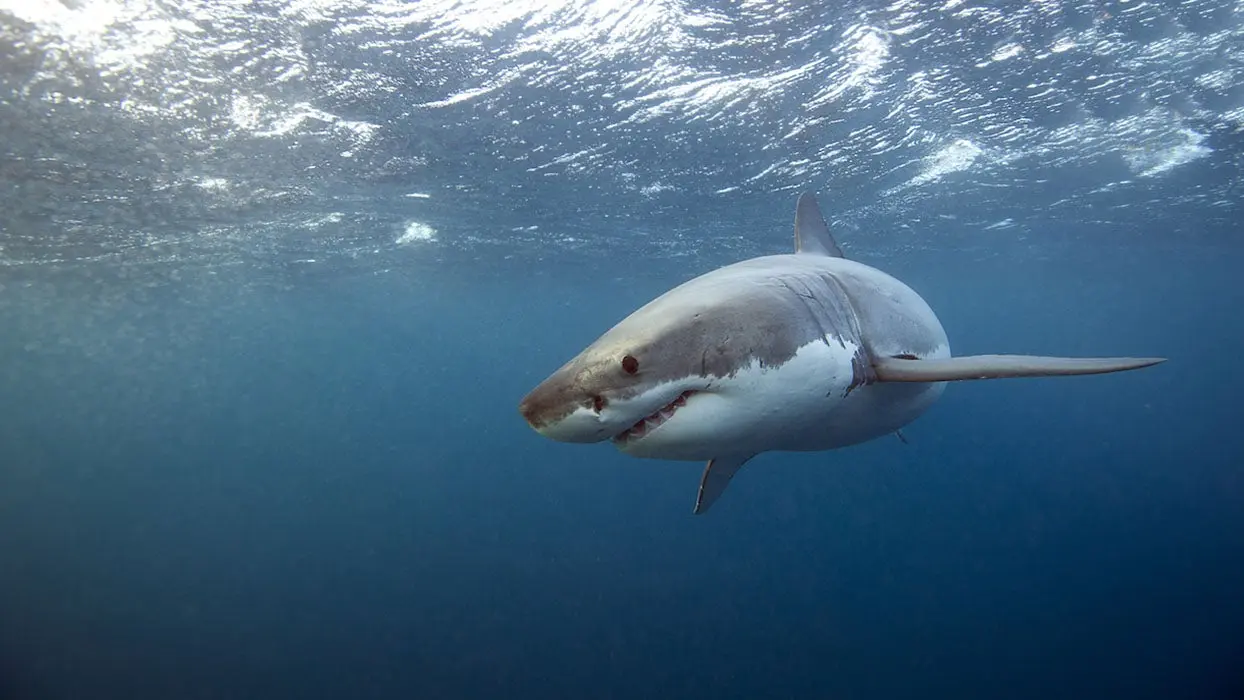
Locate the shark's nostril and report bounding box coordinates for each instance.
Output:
[592,395,606,413]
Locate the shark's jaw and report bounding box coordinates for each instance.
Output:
[611,390,697,445]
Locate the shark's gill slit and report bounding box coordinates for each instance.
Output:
[616,390,697,442]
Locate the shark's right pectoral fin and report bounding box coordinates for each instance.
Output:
[693,455,754,515]
[874,354,1166,382]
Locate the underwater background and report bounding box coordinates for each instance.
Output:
[1,1,1242,698]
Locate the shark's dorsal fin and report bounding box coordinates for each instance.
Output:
[874,354,1166,382]
[693,455,754,515]
[794,192,845,258]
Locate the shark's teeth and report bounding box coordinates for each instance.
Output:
[615,390,696,442]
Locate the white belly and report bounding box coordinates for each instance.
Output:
[785,376,947,451]
[756,333,949,453]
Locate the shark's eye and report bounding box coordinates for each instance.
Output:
[592,395,606,413]
[621,355,639,374]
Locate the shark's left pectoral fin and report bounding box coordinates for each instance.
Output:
[874,354,1166,382]
[693,455,754,515]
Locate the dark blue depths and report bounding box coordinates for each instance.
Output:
[1,224,1242,700]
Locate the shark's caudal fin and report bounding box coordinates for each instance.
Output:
[874,354,1166,382]
[793,192,845,258]
[693,455,754,515]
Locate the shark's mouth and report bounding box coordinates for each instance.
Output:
[613,390,697,443]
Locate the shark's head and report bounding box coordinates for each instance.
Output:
[517,303,719,455]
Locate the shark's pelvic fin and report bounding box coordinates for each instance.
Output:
[874,354,1166,382]
[793,192,845,258]
[693,455,754,515]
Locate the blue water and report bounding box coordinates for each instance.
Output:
[3,1,1244,698]
[3,215,1242,699]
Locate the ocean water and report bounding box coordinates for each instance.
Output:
[2,1,1243,698]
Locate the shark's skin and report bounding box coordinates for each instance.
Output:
[518,192,1165,514]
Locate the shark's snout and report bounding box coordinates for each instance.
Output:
[516,389,545,428]
[517,385,558,431]
[518,378,613,444]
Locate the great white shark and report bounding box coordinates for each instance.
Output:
[518,192,1165,514]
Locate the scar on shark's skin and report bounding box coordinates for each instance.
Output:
[518,191,1166,514]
